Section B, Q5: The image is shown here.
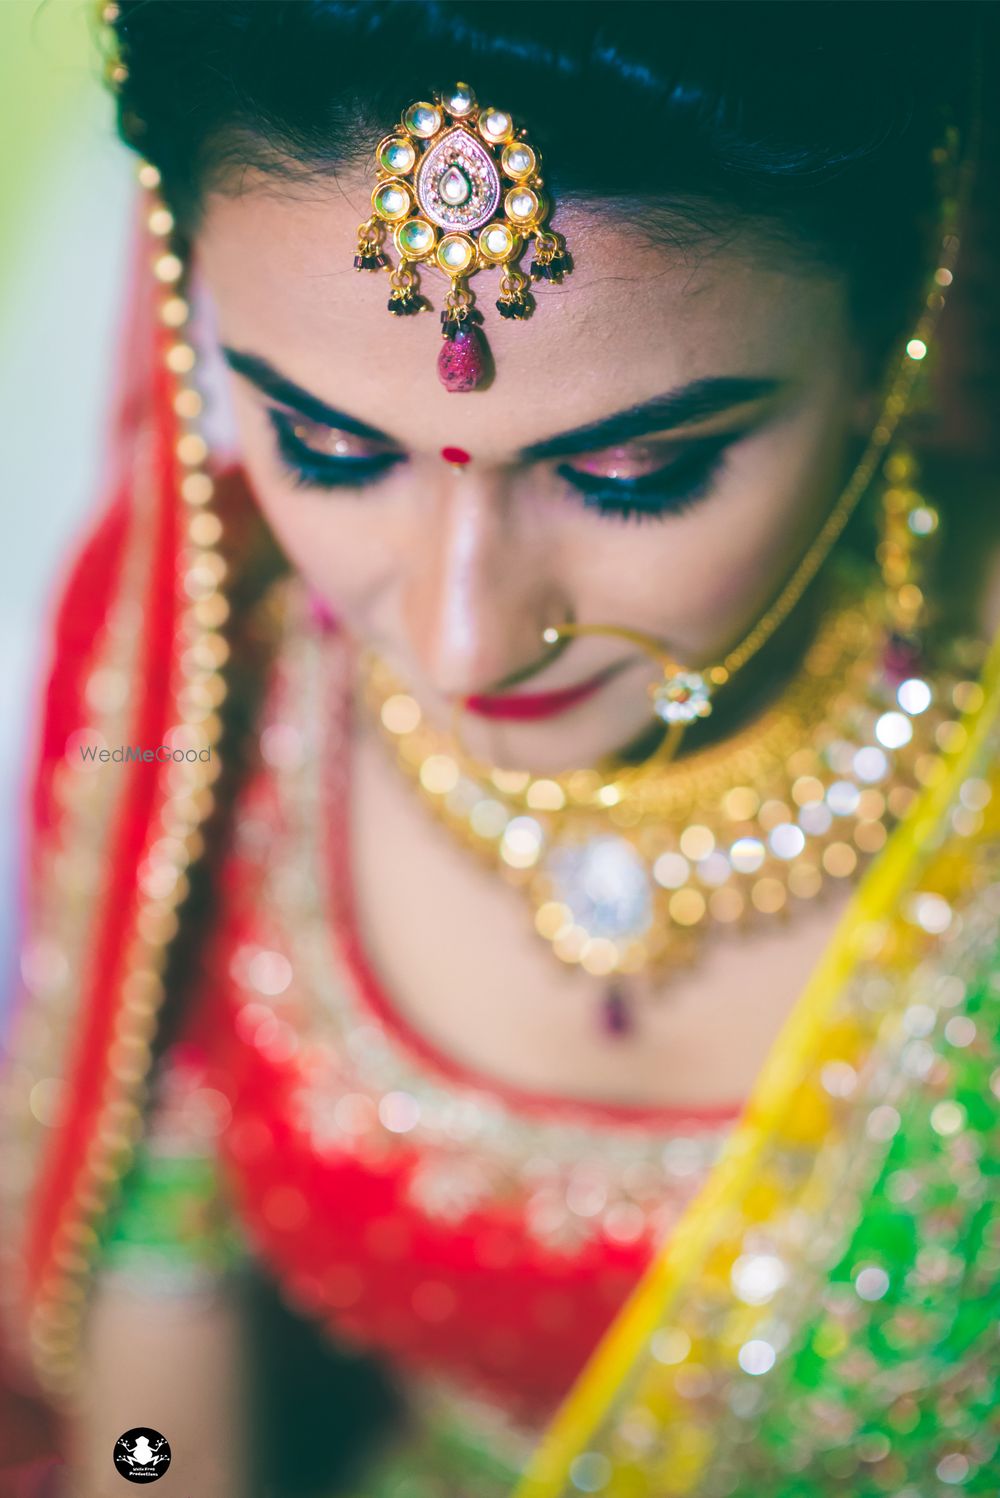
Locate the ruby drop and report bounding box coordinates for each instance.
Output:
[437,326,487,393]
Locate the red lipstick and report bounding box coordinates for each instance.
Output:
[463,664,620,721]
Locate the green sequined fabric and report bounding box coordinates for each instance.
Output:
[339,1395,525,1498]
[97,1140,248,1292]
[722,927,1000,1496]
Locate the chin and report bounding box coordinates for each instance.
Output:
[457,700,656,776]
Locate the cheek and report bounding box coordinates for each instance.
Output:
[229,392,398,616]
[562,399,857,657]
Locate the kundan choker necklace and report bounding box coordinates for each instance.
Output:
[357,550,980,1036]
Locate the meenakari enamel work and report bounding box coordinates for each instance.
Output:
[355,82,571,392]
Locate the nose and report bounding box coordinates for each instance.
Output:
[400,465,564,697]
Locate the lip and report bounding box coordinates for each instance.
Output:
[462,662,623,721]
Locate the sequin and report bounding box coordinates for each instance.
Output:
[470,799,509,838]
[378,1090,421,1134]
[419,753,460,795]
[28,1078,65,1128]
[730,837,765,874]
[651,1327,691,1365]
[936,1453,971,1484]
[853,1264,890,1300]
[906,892,953,934]
[897,677,932,714]
[381,693,421,734]
[731,1253,787,1305]
[769,823,806,859]
[568,1452,612,1492]
[247,949,293,997]
[737,1338,776,1375]
[827,779,861,816]
[929,1100,966,1136]
[820,1060,857,1098]
[876,710,914,748]
[944,1015,976,1047]
[679,825,714,861]
[500,816,544,869]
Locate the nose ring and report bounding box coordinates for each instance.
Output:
[541,618,711,761]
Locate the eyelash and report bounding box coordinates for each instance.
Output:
[555,437,732,525]
[269,408,733,523]
[269,410,403,489]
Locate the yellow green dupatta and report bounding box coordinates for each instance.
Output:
[514,623,1000,1496]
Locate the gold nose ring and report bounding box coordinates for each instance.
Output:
[541,618,698,762]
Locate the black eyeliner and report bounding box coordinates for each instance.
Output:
[269,409,403,490]
[556,432,739,523]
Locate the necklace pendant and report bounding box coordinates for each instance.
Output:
[601,984,633,1038]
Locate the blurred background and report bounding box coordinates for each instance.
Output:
[0,0,132,1012]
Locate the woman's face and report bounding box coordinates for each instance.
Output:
[196,173,869,772]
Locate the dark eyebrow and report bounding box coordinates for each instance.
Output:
[223,349,782,460]
[517,378,785,462]
[221,347,396,443]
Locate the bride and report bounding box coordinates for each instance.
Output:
[2,3,998,1495]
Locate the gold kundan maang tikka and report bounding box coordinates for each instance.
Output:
[358,117,978,1035]
[354,82,570,391]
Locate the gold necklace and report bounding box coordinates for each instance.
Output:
[358,562,969,1031]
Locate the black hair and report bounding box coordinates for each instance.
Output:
[106,1,979,354]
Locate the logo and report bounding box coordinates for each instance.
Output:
[112,1429,172,1483]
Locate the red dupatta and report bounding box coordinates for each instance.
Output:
[0,200,255,1412]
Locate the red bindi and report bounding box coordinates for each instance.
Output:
[441,446,472,466]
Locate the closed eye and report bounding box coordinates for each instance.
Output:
[268,402,742,521]
[269,408,405,490]
[557,431,742,523]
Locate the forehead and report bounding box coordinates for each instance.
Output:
[195,173,848,452]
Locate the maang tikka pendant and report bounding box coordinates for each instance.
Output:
[354,82,571,392]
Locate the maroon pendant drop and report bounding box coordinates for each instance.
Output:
[601,984,632,1038]
[882,629,925,685]
[438,326,488,393]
